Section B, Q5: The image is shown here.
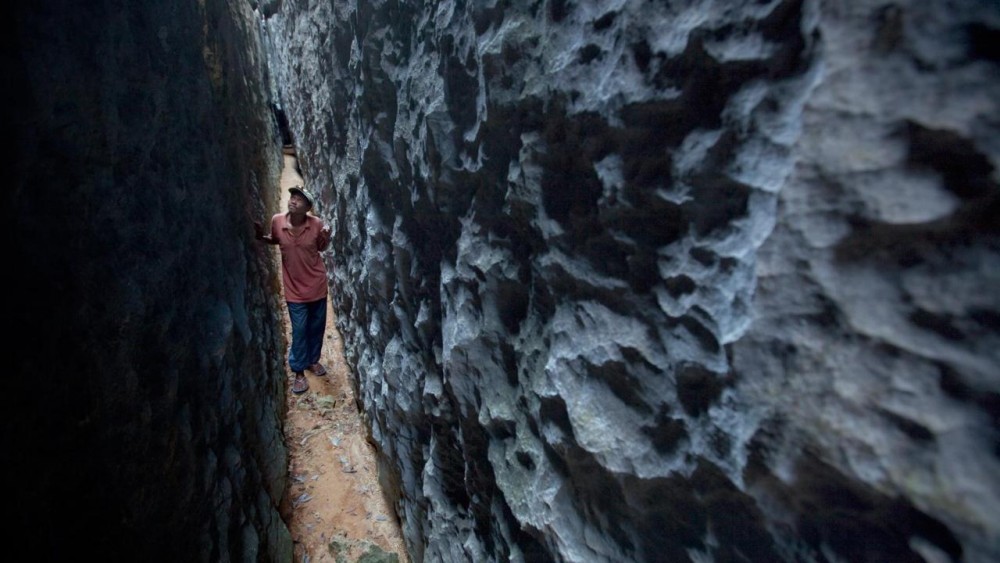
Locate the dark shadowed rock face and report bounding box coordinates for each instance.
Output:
[263,1,999,562]
[6,1,291,561]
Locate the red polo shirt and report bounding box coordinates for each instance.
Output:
[270,212,330,303]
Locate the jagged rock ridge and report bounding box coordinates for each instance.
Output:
[261,1,1000,561]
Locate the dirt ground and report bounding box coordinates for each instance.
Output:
[272,151,410,563]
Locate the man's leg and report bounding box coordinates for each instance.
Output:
[286,301,310,393]
[305,298,327,374]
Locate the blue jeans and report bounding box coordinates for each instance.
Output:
[286,298,326,373]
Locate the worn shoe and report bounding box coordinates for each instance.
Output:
[291,372,309,394]
[309,363,327,377]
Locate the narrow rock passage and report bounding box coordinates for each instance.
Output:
[273,149,409,563]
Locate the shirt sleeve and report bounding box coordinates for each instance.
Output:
[270,214,281,241]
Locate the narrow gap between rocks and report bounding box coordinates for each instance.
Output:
[272,147,410,563]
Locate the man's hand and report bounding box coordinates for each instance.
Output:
[317,222,332,252]
[253,221,267,241]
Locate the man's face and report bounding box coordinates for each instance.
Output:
[288,193,311,213]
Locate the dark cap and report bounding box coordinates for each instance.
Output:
[288,186,314,208]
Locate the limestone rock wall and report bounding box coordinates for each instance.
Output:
[6,1,292,560]
[734,3,1000,561]
[261,1,999,561]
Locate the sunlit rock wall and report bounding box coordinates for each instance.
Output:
[6,1,292,560]
[262,0,999,561]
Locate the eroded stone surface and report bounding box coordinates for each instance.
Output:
[8,1,292,560]
[262,1,999,561]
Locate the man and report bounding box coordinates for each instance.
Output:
[255,186,331,394]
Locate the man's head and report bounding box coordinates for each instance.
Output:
[288,186,314,213]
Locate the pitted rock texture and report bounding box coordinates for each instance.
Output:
[262,1,999,561]
[732,3,1000,562]
[7,1,292,560]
